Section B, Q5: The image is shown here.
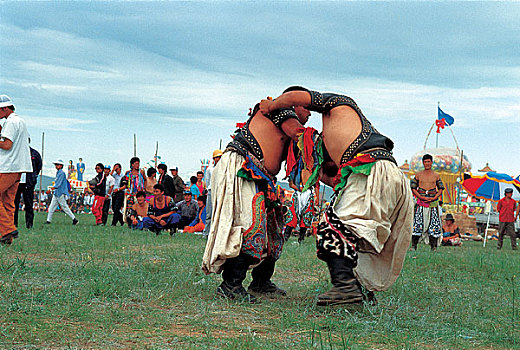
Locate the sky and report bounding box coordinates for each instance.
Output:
[1,1,519,181]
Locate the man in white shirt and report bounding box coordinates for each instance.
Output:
[110,163,125,226]
[101,165,115,225]
[0,95,32,245]
[203,149,222,236]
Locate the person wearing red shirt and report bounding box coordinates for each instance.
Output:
[496,188,518,250]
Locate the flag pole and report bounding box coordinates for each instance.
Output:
[133,133,137,157]
[436,102,440,148]
[38,132,45,211]
[154,141,158,168]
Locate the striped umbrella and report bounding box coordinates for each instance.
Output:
[461,171,520,202]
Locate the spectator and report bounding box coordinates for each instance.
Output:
[184,195,207,233]
[203,149,223,235]
[110,163,125,226]
[45,159,78,225]
[67,160,75,179]
[145,167,157,195]
[497,188,518,250]
[176,190,198,230]
[14,143,42,229]
[127,191,149,229]
[89,163,106,225]
[196,170,206,195]
[170,167,184,202]
[441,214,461,246]
[45,189,53,209]
[142,183,180,234]
[101,165,115,225]
[157,163,175,198]
[189,176,200,200]
[0,95,32,245]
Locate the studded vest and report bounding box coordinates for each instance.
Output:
[306,90,396,165]
[227,108,299,161]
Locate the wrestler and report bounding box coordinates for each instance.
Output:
[202,103,309,303]
[410,154,444,250]
[260,87,413,305]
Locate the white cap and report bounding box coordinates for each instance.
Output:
[0,95,14,108]
[53,159,65,165]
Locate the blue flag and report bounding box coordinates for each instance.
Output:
[438,107,455,126]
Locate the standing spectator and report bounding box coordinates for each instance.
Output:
[0,95,32,245]
[89,163,106,225]
[196,171,206,195]
[145,167,157,195]
[203,150,222,235]
[122,157,147,221]
[111,163,125,226]
[14,144,42,229]
[67,160,75,179]
[170,167,184,203]
[176,190,198,230]
[157,164,175,198]
[189,176,200,200]
[184,195,207,233]
[77,158,85,181]
[101,165,115,225]
[497,188,518,250]
[45,159,78,225]
[45,189,53,209]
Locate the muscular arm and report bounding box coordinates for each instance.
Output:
[0,138,13,150]
[260,91,311,115]
[280,118,305,142]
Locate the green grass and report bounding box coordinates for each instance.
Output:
[1,212,519,349]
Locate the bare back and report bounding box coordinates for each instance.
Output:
[249,113,290,175]
[415,170,440,191]
[321,106,362,166]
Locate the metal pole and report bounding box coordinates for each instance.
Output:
[154,141,158,168]
[38,132,45,211]
[458,150,464,212]
[483,184,496,248]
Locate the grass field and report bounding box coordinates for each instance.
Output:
[1,212,519,349]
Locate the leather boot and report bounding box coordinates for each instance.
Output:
[248,258,286,296]
[411,235,420,250]
[429,236,438,251]
[317,255,363,306]
[217,253,257,303]
[298,227,307,244]
[283,226,294,241]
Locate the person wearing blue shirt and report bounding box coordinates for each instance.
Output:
[45,159,78,225]
[189,175,200,200]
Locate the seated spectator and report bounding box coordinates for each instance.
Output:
[442,213,462,246]
[142,184,180,235]
[184,195,207,233]
[189,175,200,200]
[176,190,198,230]
[127,191,149,230]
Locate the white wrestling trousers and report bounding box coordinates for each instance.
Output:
[47,194,76,222]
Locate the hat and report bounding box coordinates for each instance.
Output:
[0,95,14,108]
[445,213,455,221]
[53,159,65,166]
[505,188,514,194]
[170,167,178,171]
[104,165,111,170]
[184,190,191,195]
[212,149,223,158]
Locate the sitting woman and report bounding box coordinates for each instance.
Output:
[442,213,462,246]
[184,195,206,233]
